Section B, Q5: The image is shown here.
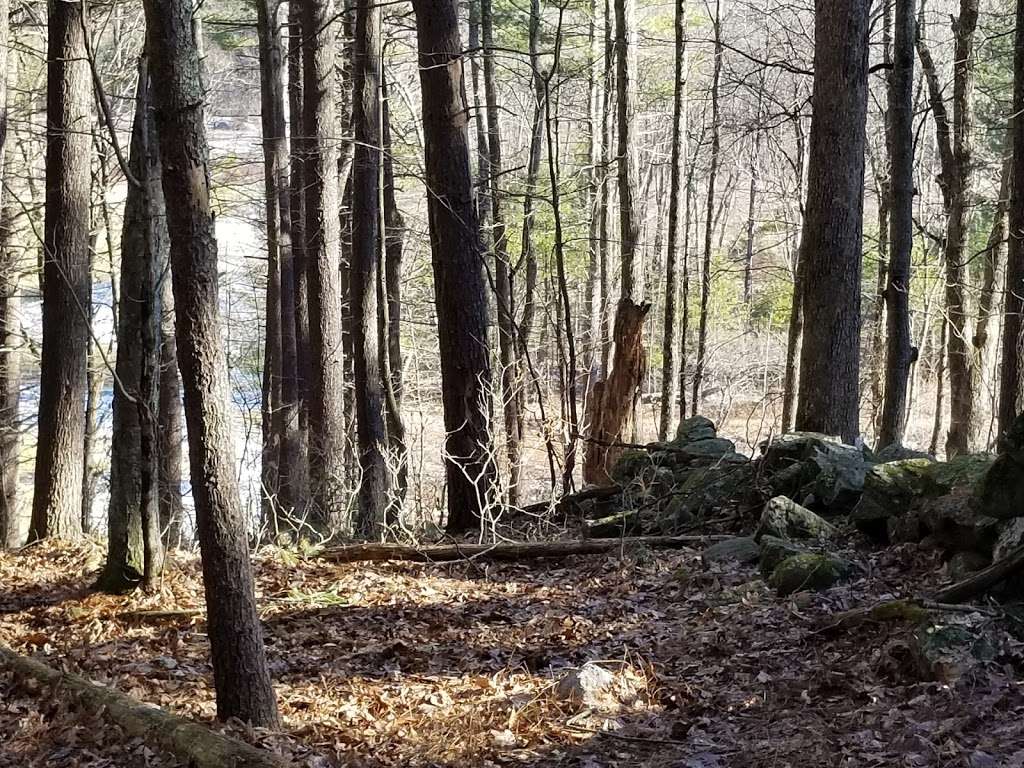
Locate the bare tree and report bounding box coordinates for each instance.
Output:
[410,0,496,533]
[31,0,92,541]
[143,0,279,725]
[794,0,870,443]
[877,0,916,449]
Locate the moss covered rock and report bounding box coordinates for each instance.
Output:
[758,535,807,578]
[769,553,855,596]
[759,495,837,541]
[852,458,934,541]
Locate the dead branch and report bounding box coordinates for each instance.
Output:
[932,543,1024,603]
[319,535,728,564]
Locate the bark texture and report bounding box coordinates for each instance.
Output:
[794,0,870,443]
[100,60,166,592]
[143,0,279,725]
[410,0,496,533]
[351,0,389,536]
[31,0,92,541]
[877,0,916,450]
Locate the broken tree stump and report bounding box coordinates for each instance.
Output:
[583,299,650,486]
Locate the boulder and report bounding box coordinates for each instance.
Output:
[852,458,934,541]
[945,551,991,582]
[769,553,856,596]
[758,432,870,512]
[701,536,761,567]
[917,489,999,555]
[923,454,994,496]
[670,460,755,521]
[871,444,936,463]
[758,535,807,578]
[677,437,737,463]
[610,449,657,486]
[675,415,717,444]
[759,495,837,541]
[980,413,1024,519]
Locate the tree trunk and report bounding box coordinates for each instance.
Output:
[585,0,647,484]
[658,0,687,441]
[691,0,722,412]
[794,0,870,443]
[877,0,916,450]
[1000,0,1024,439]
[302,0,346,526]
[481,0,523,507]
[0,0,18,547]
[780,115,807,432]
[582,299,650,485]
[99,58,167,593]
[350,0,389,536]
[31,0,92,541]
[158,269,184,548]
[143,0,279,726]
[614,0,642,302]
[917,0,979,457]
[256,0,300,532]
[410,0,496,533]
[381,70,407,511]
[288,0,311,467]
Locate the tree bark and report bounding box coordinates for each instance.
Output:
[351,0,389,536]
[658,0,687,441]
[877,0,916,450]
[1000,0,1024,439]
[614,0,642,302]
[583,299,649,485]
[0,0,18,547]
[410,0,496,533]
[143,0,279,725]
[481,0,523,507]
[691,0,722,412]
[256,0,300,533]
[320,535,724,564]
[794,0,870,444]
[31,0,92,541]
[917,0,979,456]
[158,268,184,548]
[99,58,167,593]
[301,0,346,528]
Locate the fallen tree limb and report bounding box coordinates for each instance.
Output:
[319,535,728,564]
[0,645,290,768]
[933,543,1024,603]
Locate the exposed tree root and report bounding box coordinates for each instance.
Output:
[0,645,289,768]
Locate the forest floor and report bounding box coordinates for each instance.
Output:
[1,539,1024,767]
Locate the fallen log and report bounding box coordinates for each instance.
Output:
[933,542,1024,603]
[319,535,727,564]
[0,644,290,768]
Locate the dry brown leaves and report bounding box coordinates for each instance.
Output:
[2,538,1024,767]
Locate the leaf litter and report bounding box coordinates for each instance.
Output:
[1,539,1024,766]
